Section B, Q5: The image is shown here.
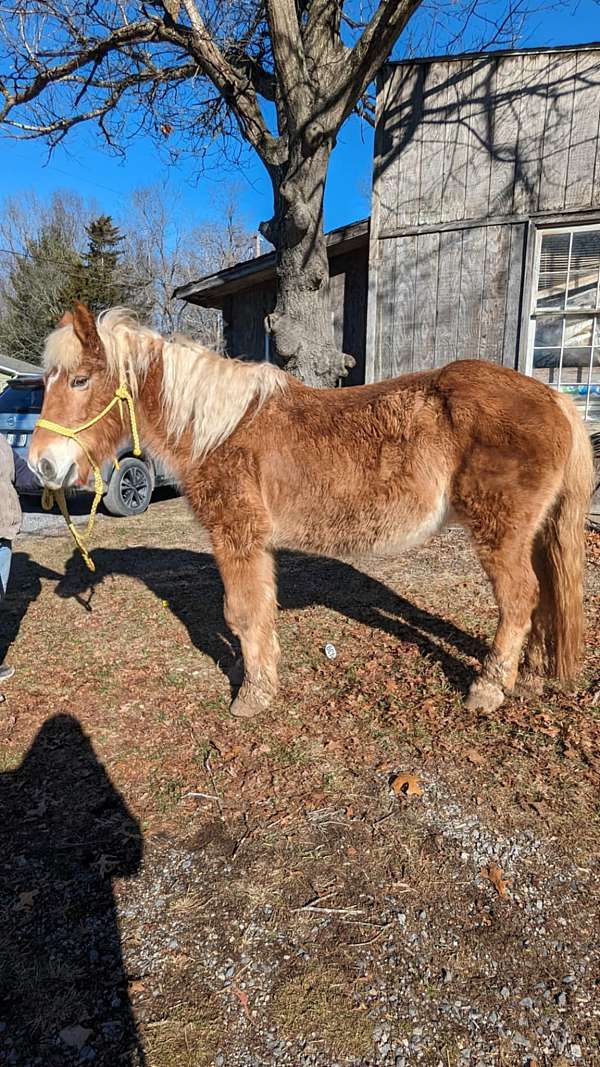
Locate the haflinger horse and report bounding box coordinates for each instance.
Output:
[30,302,593,719]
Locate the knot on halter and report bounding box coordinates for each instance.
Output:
[36,380,141,572]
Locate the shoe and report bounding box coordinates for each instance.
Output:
[0,665,15,681]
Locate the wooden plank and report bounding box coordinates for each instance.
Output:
[565,50,600,208]
[392,63,425,228]
[513,51,550,214]
[538,50,577,211]
[418,61,449,225]
[230,287,269,360]
[464,56,494,219]
[374,237,400,379]
[440,59,472,223]
[376,235,417,378]
[434,229,463,366]
[516,221,538,372]
[487,54,522,217]
[502,223,527,368]
[479,224,511,364]
[366,68,389,382]
[457,226,487,359]
[412,232,440,369]
[371,65,399,237]
[392,235,417,374]
[593,105,600,208]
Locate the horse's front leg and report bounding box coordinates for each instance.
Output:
[216,544,280,718]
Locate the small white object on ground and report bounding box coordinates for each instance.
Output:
[324,643,337,660]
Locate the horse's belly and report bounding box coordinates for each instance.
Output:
[273,489,451,557]
[367,493,450,555]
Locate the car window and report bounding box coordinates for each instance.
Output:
[0,385,43,413]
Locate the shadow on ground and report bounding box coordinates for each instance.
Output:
[53,546,486,697]
[0,715,145,1066]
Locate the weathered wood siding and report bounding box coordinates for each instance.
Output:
[222,285,275,362]
[371,223,526,378]
[367,45,600,382]
[221,247,369,383]
[375,46,600,232]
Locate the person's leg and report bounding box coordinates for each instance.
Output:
[0,539,15,681]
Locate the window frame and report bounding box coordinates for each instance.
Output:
[525,221,600,421]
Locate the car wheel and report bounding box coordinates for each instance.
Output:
[103,457,154,517]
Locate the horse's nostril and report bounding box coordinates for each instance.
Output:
[39,457,57,482]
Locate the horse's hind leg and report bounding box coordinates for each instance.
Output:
[218,546,280,719]
[467,527,540,713]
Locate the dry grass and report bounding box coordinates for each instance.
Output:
[1,498,599,1065]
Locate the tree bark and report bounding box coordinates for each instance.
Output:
[261,141,355,387]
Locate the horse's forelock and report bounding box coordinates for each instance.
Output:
[42,322,84,374]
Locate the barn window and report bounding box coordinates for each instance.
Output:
[527,225,600,422]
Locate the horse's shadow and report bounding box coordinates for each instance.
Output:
[54,547,487,696]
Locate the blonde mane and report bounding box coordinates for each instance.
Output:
[43,308,288,458]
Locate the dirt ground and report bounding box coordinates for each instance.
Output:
[0,497,599,1067]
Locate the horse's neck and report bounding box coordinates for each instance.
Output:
[134,357,187,464]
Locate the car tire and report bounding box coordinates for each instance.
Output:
[103,456,154,517]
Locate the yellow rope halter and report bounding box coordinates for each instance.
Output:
[36,382,141,572]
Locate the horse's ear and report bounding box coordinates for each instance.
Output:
[71,302,104,367]
[57,310,73,328]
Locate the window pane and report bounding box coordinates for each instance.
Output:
[567,272,598,308]
[539,232,570,273]
[533,347,560,368]
[534,316,563,347]
[533,347,560,385]
[564,316,594,347]
[570,229,600,274]
[536,271,567,310]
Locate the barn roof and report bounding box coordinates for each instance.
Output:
[386,39,600,68]
[174,217,369,310]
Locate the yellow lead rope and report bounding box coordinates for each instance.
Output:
[37,382,141,572]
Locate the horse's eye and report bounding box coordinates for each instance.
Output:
[71,376,89,389]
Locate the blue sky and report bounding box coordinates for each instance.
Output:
[0,2,598,241]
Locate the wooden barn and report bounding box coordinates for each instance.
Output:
[175,41,600,429]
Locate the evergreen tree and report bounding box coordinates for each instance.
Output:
[0,221,84,364]
[81,215,128,313]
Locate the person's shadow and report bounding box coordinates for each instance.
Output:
[0,553,63,666]
[55,545,486,696]
[0,715,145,1066]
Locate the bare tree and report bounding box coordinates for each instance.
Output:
[123,181,255,347]
[0,0,532,384]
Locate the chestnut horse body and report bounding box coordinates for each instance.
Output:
[30,304,593,718]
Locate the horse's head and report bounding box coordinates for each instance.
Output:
[30,303,124,490]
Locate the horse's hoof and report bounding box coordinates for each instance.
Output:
[230,684,273,719]
[465,679,505,713]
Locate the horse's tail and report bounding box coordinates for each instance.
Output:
[534,395,593,682]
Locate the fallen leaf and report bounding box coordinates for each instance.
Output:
[232,986,251,1019]
[391,773,423,798]
[128,979,145,995]
[15,889,38,911]
[465,748,485,766]
[480,861,511,898]
[346,805,354,819]
[59,1025,92,1050]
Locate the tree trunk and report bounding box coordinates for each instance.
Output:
[261,142,355,388]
